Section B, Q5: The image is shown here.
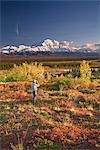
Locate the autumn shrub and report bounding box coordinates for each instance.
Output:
[80,60,91,81]
[0,70,7,82]
[54,77,91,90]
[93,79,100,84]
[0,62,45,83]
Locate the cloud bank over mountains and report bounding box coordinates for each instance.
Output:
[1,39,100,54]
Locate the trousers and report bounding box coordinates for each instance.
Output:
[32,91,37,104]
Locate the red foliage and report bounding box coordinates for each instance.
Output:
[0,81,100,149]
[0,82,31,101]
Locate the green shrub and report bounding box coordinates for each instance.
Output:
[37,138,61,150]
[55,78,71,90]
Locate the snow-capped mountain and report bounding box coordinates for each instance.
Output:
[1,39,100,54]
[77,43,100,53]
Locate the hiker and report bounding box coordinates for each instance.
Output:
[32,80,40,105]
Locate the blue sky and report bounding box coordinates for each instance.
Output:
[1,0,100,46]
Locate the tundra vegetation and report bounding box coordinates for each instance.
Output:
[0,60,100,149]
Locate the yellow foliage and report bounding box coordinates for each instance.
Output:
[80,60,91,81]
[0,62,45,83]
[10,62,44,82]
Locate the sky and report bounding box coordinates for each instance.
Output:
[1,0,100,46]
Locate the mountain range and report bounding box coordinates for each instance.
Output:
[0,39,100,55]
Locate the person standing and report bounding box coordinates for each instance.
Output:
[32,80,40,105]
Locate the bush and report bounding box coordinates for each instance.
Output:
[55,78,72,90]
[0,62,44,83]
[37,138,61,150]
[0,71,6,82]
[80,60,91,81]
